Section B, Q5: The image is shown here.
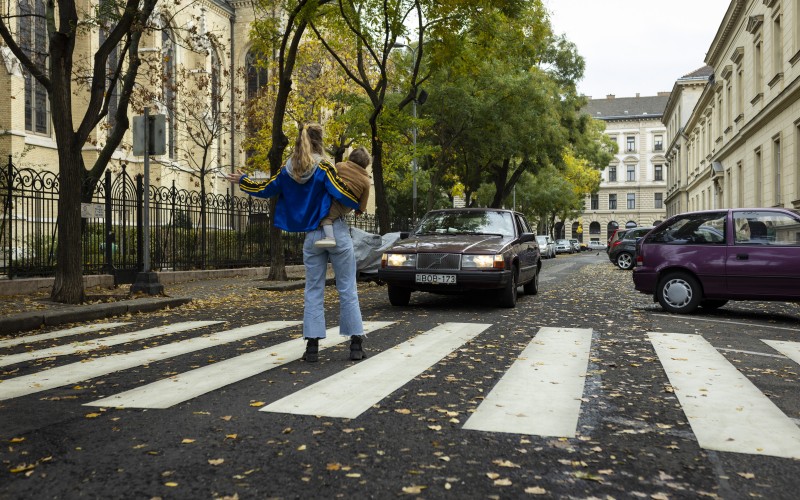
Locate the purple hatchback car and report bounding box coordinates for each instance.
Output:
[632,208,800,314]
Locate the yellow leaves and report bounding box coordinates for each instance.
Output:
[9,437,25,443]
[486,472,500,480]
[9,463,37,474]
[401,485,427,494]
[84,412,102,419]
[249,401,266,407]
[492,459,520,468]
[737,472,755,479]
[297,444,307,451]
[326,463,342,471]
[282,427,293,434]
[524,486,547,495]
[395,408,412,415]
[208,458,225,466]
[225,434,237,440]
[181,439,195,444]
[164,481,179,487]
[427,425,442,431]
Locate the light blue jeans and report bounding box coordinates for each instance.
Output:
[303,218,364,339]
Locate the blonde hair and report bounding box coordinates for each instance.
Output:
[290,123,326,180]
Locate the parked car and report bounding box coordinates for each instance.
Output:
[588,240,607,251]
[555,239,573,254]
[569,239,581,252]
[606,228,627,252]
[536,235,556,259]
[632,208,800,314]
[607,226,654,270]
[378,208,542,308]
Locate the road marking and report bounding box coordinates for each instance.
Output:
[761,339,800,366]
[0,323,131,349]
[85,322,395,409]
[651,314,800,333]
[0,321,301,401]
[649,332,800,459]
[463,327,593,438]
[0,321,220,368]
[716,347,788,359]
[261,322,491,419]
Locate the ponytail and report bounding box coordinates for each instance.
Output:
[290,123,326,180]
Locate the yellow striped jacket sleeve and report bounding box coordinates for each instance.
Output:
[319,160,359,209]
[239,168,281,197]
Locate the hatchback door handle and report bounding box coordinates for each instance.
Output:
[736,253,749,260]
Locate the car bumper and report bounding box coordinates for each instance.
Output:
[377,268,513,292]
[632,268,657,294]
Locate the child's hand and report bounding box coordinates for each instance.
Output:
[225,171,245,184]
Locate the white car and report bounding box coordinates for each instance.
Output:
[587,240,607,251]
[554,239,573,254]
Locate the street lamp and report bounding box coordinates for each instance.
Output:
[392,43,427,223]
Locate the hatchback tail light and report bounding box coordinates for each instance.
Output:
[611,240,623,248]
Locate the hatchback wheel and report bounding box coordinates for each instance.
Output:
[615,252,634,270]
[387,285,411,306]
[657,272,702,314]
[497,267,518,308]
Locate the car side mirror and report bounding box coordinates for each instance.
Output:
[518,232,536,243]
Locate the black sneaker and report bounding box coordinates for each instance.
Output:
[302,338,319,363]
[349,335,365,361]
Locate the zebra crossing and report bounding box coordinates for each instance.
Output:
[2,319,800,459]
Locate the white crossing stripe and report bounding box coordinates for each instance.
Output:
[463,327,593,437]
[85,322,395,409]
[0,323,131,349]
[649,332,800,459]
[0,321,221,368]
[0,321,301,402]
[261,322,491,419]
[762,339,800,366]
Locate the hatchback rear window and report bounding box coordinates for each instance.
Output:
[648,212,727,245]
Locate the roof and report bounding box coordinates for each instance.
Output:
[681,66,713,79]
[583,94,671,120]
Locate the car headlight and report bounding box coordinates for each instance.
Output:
[461,254,505,269]
[382,253,417,268]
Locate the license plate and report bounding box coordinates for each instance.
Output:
[415,274,456,285]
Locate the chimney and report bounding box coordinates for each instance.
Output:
[606,94,615,99]
[636,93,640,98]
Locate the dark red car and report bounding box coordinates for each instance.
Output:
[378,208,541,308]
[632,208,800,313]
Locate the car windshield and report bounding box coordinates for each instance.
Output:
[414,211,515,237]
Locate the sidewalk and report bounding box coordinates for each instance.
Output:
[0,266,327,336]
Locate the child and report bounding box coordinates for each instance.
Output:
[315,147,372,247]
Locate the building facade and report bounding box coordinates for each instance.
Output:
[662,67,714,217]
[677,0,800,213]
[562,94,670,244]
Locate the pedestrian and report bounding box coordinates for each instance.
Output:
[315,146,372,248]
[226,123,367,362]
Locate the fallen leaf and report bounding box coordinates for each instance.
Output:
[164,482,179,487]
[395,409,412,415]
[492,459,520,468]
[225,434,237,440]
[181,439,195,444]
[494,478,512,486]
[524,486,547,495]
[737,472,755,479]
[346,473,361,478]
[85,413,101,419]
[401,485,426,494]
[208,458,224,466]
[9,437,25,443]
[326,463,342,471]
[428,425,442,431]
[249,401,266,407]
[486,472,500,480]
[297,444,307,451]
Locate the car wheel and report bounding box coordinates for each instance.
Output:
[616,252,634,270]
[700,299,728,310]
[523,266,539,295]
[387,285,411,306]
[657,272,702,314]
[497,267,518,308]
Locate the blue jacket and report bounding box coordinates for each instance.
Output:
[238,157,360,232]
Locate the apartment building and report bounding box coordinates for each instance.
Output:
[677,0,800,212]
[0,0,260,197]
[563,94,670,244]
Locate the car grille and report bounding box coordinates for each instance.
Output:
[416,253,461,270]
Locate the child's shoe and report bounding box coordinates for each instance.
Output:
[302,338,319,362]
[314,237,337,248]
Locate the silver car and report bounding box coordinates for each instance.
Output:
[536,235,556,258]
[555,239,573,254]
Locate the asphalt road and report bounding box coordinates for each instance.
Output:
[2,252,800,499]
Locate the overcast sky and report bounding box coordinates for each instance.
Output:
[545,0,731,99]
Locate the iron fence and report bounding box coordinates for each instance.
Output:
[1,158,400,282]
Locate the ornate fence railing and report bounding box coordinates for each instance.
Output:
[1,158,405,283]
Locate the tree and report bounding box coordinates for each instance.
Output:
[0,0,162,302]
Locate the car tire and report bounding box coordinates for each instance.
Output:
[616,252,634,270]
[700,299,728,310]
[387,285,411,306]
[656,272,702,314]
[497,267,518,308]
[523,266,539,295]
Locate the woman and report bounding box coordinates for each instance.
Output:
[226,123,366,362]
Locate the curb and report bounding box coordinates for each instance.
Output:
[0,297,192,335]
[255,278,336,291]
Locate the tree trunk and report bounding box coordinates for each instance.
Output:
[369,115,389,234]
[50,146,86,304]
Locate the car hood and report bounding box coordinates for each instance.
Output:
[387,234,512,253]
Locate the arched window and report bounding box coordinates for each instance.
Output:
[246,49,268,101]
[571,221,582,242]
[626,220,638,228]
[20,0,49,134]
[589,221,601,235]
[162,23,176,158]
